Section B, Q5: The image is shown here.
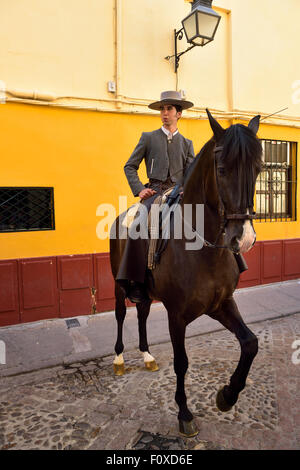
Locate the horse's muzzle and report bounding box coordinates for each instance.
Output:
[238,220,256,253]
[224,218,256,254]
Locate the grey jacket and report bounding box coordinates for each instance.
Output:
[124,129,195,196]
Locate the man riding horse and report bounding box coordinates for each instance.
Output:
[116,90,247,304]
[116,91,195,303]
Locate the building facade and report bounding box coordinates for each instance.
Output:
[0,0,299,326]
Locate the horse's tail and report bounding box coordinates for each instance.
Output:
[109,212,127,279]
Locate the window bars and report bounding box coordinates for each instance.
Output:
[0,187,55,232]
[255,140,297,222]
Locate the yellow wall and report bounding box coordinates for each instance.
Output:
[0,102,210,259]
[0,102,299,260]
[0,0,115,101]
[1,0,299,124]
[216,0,300,120]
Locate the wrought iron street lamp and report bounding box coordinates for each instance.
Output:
[165,0,221,72]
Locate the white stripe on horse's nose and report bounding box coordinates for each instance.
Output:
[238,210,256,253]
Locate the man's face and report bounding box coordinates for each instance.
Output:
[160,104,182,128]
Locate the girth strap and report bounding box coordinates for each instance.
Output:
[226,213,257,220]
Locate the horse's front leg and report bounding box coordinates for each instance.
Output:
[209,297,258,411]
[113,282,127,375]
[137,299,159,371]
[168,312,198,437]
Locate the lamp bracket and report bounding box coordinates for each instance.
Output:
[165,28,196,73]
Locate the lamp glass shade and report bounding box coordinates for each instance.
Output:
[182,12,197,41]
[182,4,221,46]
[197,10,220,39]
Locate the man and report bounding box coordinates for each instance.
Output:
[116,91,195,303]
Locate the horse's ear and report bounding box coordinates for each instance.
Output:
[248,115,261,135]
[206,108,225,141]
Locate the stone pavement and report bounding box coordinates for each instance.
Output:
[1,279,300,378]
[0,312,299,450]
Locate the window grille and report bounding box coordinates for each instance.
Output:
[0,187,55,232]
[255,140,297,222]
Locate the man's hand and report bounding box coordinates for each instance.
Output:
[139,188,157,200]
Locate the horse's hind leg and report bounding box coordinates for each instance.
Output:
[168,312,198,437]
[209,297,258,412]
[113,282,127,376]
[136,300,159,372]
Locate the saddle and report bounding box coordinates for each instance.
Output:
[121,185,182,270]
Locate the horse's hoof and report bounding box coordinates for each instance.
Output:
[145,360,159,372]
[113,363,125,376]
[179,419,198,438]
[216,387,232,412]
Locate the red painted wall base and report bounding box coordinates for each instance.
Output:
[0,239,300,327]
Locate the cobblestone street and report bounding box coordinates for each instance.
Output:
[0,313,299,450]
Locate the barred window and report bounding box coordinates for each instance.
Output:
[255,140,297,222]
[0,187,55,232]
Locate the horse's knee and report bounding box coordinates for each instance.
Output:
[241,333,258,357]
[174,355,188,377]
[115,298,126,315]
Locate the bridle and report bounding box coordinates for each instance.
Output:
[198,144,256,251]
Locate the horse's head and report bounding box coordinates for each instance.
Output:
[206,109,262,254]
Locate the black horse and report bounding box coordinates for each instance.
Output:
[110,110,262,437]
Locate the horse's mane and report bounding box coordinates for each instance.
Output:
[221,124,262,208]
[183,139,215,187]
[184,124,262,209]
[221,124,262,172]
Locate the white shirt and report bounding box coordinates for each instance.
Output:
[161,126,178,142]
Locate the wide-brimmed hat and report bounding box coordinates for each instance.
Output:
[148,90,194,111]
